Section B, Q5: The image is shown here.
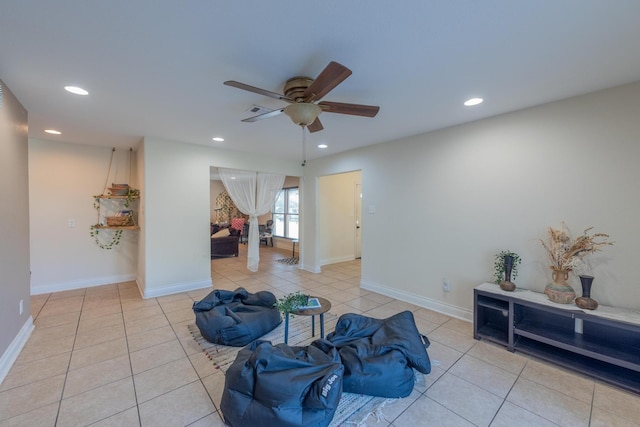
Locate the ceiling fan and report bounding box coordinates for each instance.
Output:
[224,61,379,133]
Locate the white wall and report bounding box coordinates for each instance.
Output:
[138,137,302,298]
[303,81,640,319]
[28,141,138,294]
[0,79,32,382]
[136,141,146,292]
[318,171,361,265]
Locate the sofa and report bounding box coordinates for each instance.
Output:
[211,225,240,258]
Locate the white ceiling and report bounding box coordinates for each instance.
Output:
[2,1,640,162]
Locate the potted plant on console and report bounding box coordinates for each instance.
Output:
[494,250,521,291]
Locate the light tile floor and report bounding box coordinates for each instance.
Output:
[1,245,640,426]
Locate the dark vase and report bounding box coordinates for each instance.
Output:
[575,275,598,310]
[500,255,516,291]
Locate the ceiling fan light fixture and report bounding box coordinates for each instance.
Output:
[283,103,322,126]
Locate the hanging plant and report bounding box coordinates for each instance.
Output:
[89,226,124,250]
[124,188,140,208]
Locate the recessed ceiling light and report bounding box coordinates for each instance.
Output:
[64,86,89,95]
[464,97,483,106]
[45,129,62,135]
[212,137,224,142]
[317,144,328,149]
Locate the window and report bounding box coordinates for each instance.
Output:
[273,187,298,239]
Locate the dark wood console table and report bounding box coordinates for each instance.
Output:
[474,282,640,394]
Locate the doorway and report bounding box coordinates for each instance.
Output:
[317,170,362,266]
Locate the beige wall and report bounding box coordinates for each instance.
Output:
[0,79,32,381]
[303,81,640,319]
[28,141,139,294]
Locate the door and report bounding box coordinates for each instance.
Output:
[355,183,362,259]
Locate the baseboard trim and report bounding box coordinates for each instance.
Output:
[300,263,321,274]
[31,273,137,295]
[320,255,356,266]
[360,279,472,322]
[0,317,34,384]
[141,278,213,299]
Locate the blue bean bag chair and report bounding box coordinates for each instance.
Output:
[326,310,431,398]
[192,288,281,346]
[221,339,344,427]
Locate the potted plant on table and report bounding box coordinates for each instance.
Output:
[275,291,310,316]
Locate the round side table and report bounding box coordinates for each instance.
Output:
[284,296,331,344]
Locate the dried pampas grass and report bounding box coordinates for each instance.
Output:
[540,222,613,271]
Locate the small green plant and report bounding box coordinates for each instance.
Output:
[124,188,140,208]
[90,226,123,250]
[494,250,522,283]
[275,292,310,315]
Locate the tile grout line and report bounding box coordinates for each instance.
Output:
[52,289,85,427]
[118,283,151,427]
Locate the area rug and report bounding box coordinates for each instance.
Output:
[189,312,396,426]
[277,256,299,265]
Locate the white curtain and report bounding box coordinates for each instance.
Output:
[218,168,285,272]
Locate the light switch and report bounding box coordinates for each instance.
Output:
[368,204,376,214]
[67,219,76,228]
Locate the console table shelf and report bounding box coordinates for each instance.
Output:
[474,282,640,394]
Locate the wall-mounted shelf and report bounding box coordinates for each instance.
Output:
[92,192,139,230]
[474,282,640,394]
[93,195,139,200]
[93,225,139,230]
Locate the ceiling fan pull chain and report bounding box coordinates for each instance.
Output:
[301,125,307,167]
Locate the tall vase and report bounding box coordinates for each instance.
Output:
[500,255,516,291]
[544,268,576,304]
[575,275,598,310]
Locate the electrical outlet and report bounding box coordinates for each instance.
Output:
[442,279,450,292]
[19,299,23,315]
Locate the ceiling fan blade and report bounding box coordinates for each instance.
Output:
[307,117,324,133]
[224,81,292,102]
[303,61,352,102]
[241,108,285,122]
[318,101,380,117]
